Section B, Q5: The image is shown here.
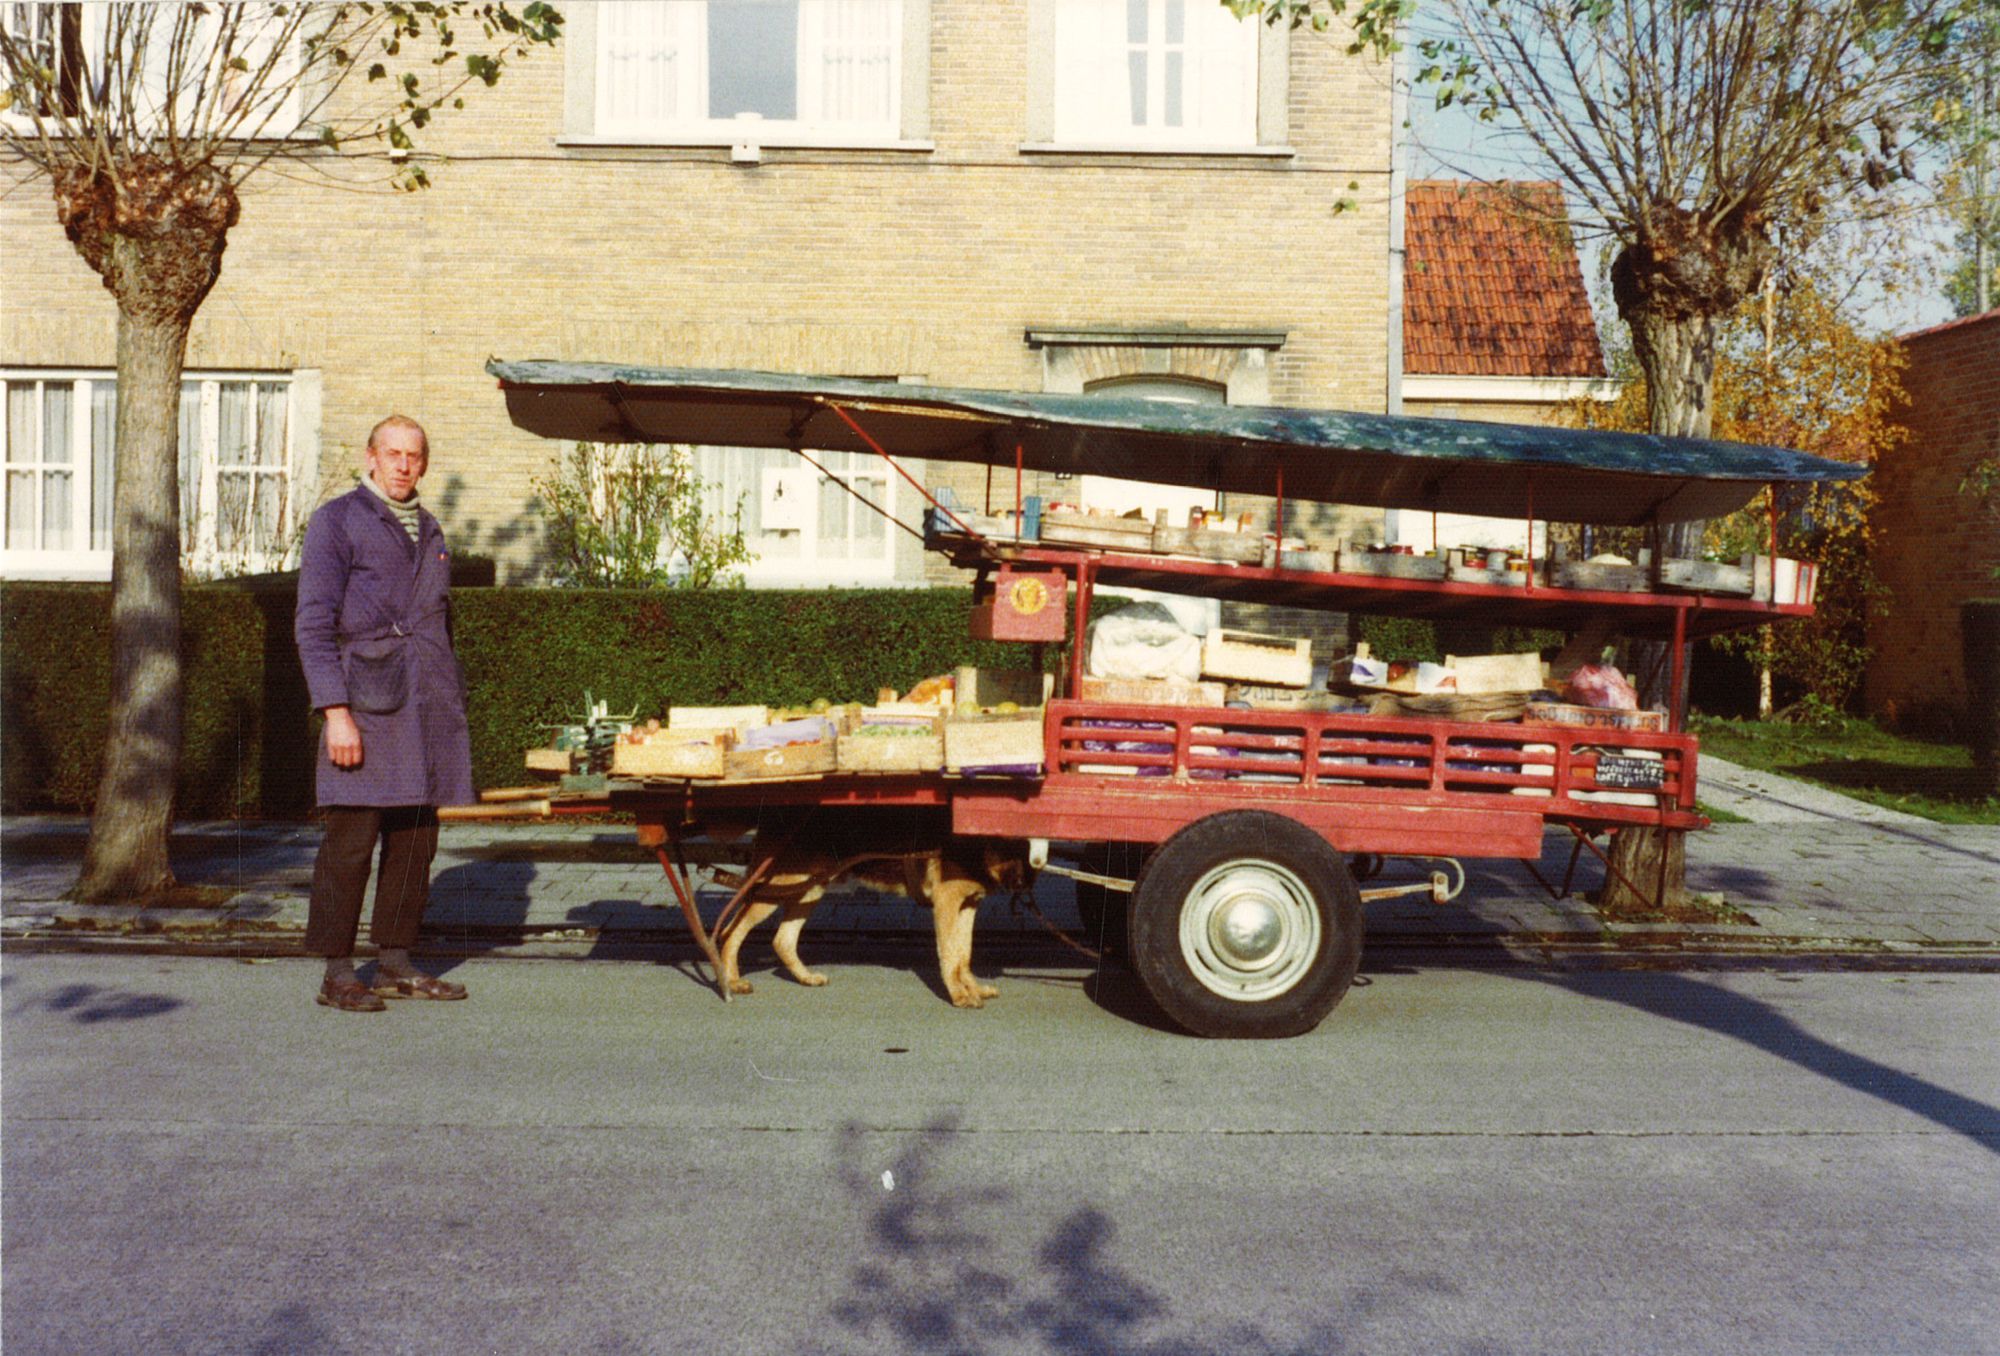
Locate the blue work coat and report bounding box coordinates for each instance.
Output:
[295,483,474,808]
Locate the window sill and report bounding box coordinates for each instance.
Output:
[558,133,935,153]
[1018,141,1296,159]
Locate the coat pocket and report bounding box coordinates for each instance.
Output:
[342,636,410,715]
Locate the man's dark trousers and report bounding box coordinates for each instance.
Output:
[305,807,440,957]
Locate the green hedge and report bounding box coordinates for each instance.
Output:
[2,583,1048,818]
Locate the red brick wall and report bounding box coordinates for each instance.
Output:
[1866,311,2000,730]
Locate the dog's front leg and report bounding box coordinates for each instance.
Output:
[929,875,997,1008]
[717,898,780,995]
[770,890,830,988]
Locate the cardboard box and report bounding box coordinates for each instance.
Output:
[611,729,732,779]
[725,740,837,780]
[1445,651,1547,695]
[1201,630,1312,688]
[1079,676,1227,708]
[944,714,1045,772]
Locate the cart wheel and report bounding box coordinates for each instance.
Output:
[1130,812,1363,1039]
[1348,852,1386,882]
[1074,842,1146,961]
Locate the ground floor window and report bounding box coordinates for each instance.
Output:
[1,369,307,580]
[698,444,896,586]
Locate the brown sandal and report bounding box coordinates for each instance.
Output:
[317,975,388,1012]
[371,972,467,1001]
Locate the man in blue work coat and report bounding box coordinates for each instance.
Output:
[295,415,475,1012]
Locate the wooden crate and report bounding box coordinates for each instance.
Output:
[669,705,769,734]
[1523,701,1667,733]
[1150,525,1266,564]
[837,729,945,773]
[524,747,575,774]
[1659,556,1754,596]
[1446,561,1527,588]
[611,730,731,779]
[1040,510,1155,552]
[1200,630,1312,688]
[1552,559,1648,592]
[1338,548,1447,582]
[1079,675,1227,707]
[955,666,1053,710]
[725,740,837,780]
[945,715,1045,771]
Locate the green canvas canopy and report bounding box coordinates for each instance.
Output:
[487,360,1867,526]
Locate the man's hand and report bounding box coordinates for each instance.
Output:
[323,706,363,768]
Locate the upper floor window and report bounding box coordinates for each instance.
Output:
[596,0,902,142]
[1,369,312,581]
[1054,0,1257,147]
[0,1,304,138]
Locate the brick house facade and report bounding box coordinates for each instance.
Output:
[2,1,1397,586]
[1866,309,2000,731]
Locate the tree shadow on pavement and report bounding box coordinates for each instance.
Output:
[4,980,185,1024]
[819,1113,1470,1356]
[1541,969,2000,1156]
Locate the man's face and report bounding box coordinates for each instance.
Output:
[365,425,428,502]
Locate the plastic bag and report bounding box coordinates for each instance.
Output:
[1564,662,1639,711]
[1085,602,1202,682]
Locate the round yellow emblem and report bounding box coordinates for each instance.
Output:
[1008,576,1049,616]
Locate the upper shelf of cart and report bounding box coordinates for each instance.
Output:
[486,361,1867,527]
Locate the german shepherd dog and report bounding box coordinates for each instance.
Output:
[706,808,1031,1008]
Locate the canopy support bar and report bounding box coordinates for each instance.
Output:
[824,400,981,538]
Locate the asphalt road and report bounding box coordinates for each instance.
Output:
[3,950,1997,1355]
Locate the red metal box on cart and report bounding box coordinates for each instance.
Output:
[969,567,1067,642]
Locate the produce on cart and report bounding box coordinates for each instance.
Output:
[486,362,1866,1038]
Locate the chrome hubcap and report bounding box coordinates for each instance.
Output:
[1180,859,1321,1002]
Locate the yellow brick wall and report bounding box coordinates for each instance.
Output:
[2,2,1393,583]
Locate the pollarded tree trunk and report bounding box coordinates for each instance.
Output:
[64,157,239,903]
[1600,213,1768,914]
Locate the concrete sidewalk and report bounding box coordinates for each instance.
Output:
[6,773,1995,959]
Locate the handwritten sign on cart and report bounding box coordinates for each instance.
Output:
[1594,753,1666,790]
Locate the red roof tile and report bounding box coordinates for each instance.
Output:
[1404,181,1606,379]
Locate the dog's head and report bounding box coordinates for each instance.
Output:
[981,842,1034,891]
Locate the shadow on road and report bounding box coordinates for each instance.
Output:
[1539,969,2000,1155]
[4,980,185,1024]
[822,1113,1465,1356]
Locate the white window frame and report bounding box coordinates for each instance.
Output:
[0,2,306,140]
[0,368,315,582]
[700,444,900,587]
[1052,0,1257,149]
[580,0,915,149]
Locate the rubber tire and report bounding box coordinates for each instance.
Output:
[1129,811,1363,1039]
[1073,842,1147,961]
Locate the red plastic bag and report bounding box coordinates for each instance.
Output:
[1564,662,1639,711]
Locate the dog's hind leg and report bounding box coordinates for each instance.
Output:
[769,891,830,988]
[716,898,780,995]
[928,871,997,1008]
